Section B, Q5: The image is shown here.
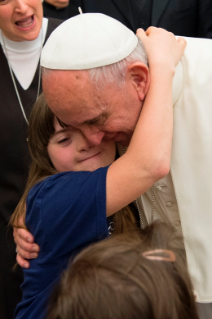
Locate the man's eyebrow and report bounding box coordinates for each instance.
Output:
[83,112,108,125]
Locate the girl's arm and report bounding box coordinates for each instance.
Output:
[106,28,186,216]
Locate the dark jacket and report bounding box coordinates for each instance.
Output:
[43,1,79,20]
[74,0,212,38]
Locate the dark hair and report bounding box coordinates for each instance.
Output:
[47,222,199,319]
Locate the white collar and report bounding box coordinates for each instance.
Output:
[0,18,48,90]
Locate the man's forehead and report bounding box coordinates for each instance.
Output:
[50,98,107,126]
[43,70,112,125]
[43,70,92,106]
[43,69,88,86]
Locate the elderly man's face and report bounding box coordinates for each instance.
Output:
[43,68,148,147]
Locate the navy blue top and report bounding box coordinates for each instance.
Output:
[15,167,109,319]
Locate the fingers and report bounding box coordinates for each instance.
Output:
[137,26,166,38]
[136,28,145,37]
[16,253,30,269]
[16,244,39,260]
[13,227,40,266]
[13,227,34,245]
[14,228,39,253]
[136,26,186,70]
[177,36,187,52]
[145,26,160,36]
[13,209,40,269]
[145,26,172,36]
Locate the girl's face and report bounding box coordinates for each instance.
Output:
[47,117,117,172]
[0,0,43,42]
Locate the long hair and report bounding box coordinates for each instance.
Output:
[10,93,57,228]
[10,93,138,232]
[47,222,199,319]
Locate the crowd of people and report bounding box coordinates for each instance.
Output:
[1,1,212,319]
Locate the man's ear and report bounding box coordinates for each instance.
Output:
[127,62,150,101]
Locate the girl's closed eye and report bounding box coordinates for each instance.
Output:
[0,0,10,5]
[58,137,69,144]
[57,135,72,145]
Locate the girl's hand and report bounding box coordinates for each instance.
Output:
[13,218,39,269]
[136,27,186,71]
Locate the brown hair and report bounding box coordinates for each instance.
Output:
[10,93,138,233]
[10,93,57,228]
[47,222,199,319]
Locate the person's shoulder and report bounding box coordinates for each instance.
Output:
[28,171,87,193]
[28,168,109,198]
[50,168,108,186]
[46,168,109,192]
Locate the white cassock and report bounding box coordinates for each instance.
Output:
[133,36,212,303]
[171,36,212,302]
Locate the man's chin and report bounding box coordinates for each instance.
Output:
[114,136,130,147]
[118,133,131,146]
[115,140,129,148]
[105,132,130,146]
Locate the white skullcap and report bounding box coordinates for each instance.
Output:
[41,13,138,70]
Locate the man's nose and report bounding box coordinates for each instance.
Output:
[77,133,93,152]
[81,127,105,146]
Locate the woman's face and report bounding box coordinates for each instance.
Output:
[0,0,43,41]
[47,117,117,173]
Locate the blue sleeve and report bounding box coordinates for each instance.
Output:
[26,167,109,260]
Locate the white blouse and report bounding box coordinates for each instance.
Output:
[0,18,48,90]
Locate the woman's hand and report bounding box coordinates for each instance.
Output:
[13,217,40,268]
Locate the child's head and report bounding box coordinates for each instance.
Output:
[47,222,199,319]
[10,93,116,227]
[28,93,116,175]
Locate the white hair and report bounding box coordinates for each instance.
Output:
[42,37,148,90]
[89,37,148,90]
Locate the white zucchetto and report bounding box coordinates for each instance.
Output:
[41,13,138,70]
